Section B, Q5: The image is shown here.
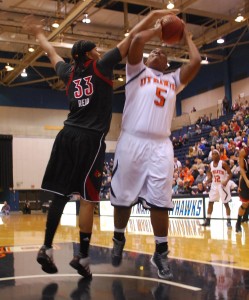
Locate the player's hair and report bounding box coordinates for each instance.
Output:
[71,40,96,72]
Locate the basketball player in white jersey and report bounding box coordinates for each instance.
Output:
[110,20,201,280]
[202,149,233,227]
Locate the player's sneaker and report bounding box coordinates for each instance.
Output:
[37,246,58,274]
[201,219,210,226]
[235,222,242,233]
[227,220,232,228]
[111,237,126,267]
[69,256,92,279]
[150,251,173,280]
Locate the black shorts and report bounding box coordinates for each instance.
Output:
[239,178,249,202]
[42,125,106,202]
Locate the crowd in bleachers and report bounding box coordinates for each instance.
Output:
[100,159,113,200]
[171,96,249,196]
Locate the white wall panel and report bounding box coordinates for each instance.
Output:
[13,137,54,190]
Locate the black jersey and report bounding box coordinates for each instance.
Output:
[239,147,249,201]
[56,47,121,135]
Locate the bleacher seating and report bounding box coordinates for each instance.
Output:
[172,113,234,165]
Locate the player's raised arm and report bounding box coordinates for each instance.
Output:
[179,27,201,85]
[22,15,64,69]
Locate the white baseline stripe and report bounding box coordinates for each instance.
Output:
[0,273,201,291]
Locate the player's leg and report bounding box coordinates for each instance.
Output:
[236,202,249,233]
[69,199,95,278]
[110,133,149,267]
[220,185,232,227]
[111,206,131,266]
[147,138,174,280]
[150,208,173,280]
[37,193,69,273]
[242,206,249,223]
[202,201,214,226]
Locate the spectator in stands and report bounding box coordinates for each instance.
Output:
[186,146,197,159]
[235,136,243,149]
[197,141,205,158]
[211,131,220,146]
[240,121,248,133]
[228,138,235,150]
[172,137,182,149]
[173,171,181,185]
[179,166,189,180]
[231,120,241,134]
[182,133,189,145]
[219,122,229,137]
[194,168,206,185]
[229,159,240,184]
[183,170,195,187]
[23,200,31,214]
[184,159,192,169]
[109,158,114,171]
[231,101,239,112]
[183,181,192,194]
[204,145,215,163]
[202,114,211,127]
[195,124,202,135]
[1,201,10,215]
[173,157,182,171]
[219,144,228,161]
[195,158,207,172]
[191,182,205,195]
[230,146,240,161]
[209,126,218,137]
[190,165,199,180]
[175,180,185,195]
[172,179,178,195]
[222,97,229,115]
[223,138,229,151]
[241,131,248,145]
[215,143,221,152]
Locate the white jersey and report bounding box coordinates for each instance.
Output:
[210,160,227,186]
[122,60,184,139]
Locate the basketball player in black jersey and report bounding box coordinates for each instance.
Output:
[22,10,177,278]
[236,142,249,233]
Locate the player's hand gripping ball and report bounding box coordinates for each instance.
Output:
[161,14,184,45]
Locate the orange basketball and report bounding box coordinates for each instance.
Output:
[161,14,184,45]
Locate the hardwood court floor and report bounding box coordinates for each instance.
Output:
[1,213,249,300]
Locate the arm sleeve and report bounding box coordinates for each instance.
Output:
[55,61,73,84]
[96,47,122,79]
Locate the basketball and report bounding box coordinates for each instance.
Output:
[161,14,184,45]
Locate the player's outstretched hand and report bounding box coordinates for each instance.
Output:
[22,15,43,36]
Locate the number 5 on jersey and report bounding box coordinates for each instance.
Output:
[154,87,167,107]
